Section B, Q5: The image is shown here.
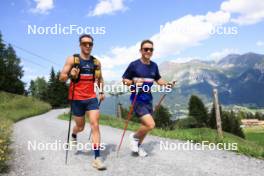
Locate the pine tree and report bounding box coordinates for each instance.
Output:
[188,95,208,127]
[0,33,24,94]
[46,67,57,107]
[0,33,6,89]
[46,68,69,108]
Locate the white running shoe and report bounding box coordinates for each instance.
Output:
[138,146,148,157]
[129,133,139,152]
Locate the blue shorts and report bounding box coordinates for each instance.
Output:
[71,98,99,116]
[133,101,153,118]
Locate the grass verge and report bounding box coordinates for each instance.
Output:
[0,91,51,173]
[59,113,264,159]
[244,126,264,146]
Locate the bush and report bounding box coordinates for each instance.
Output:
[0,118,12,173]
[222,111,245,138]
[153,105,174,130]
[175,116,198,129]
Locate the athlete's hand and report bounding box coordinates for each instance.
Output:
[70,68,80,80]
[99,93,105,102]
[134,78,144,87]
[166,81,176,88]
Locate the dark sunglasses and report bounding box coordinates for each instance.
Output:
[81,42,93,47]
[142,47,154,52]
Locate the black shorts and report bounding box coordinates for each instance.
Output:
[71,98,99,116]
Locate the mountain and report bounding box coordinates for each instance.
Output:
[159,52,264,109]
[102,52,264,118]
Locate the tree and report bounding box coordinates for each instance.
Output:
[188,95,208,127]
[28,77,48,101]
[154,105,173,130]
[46,68,68,108]
[0,33,25,94]
[29,80,36,96]
[255,112,262,120]
[222,111,245,138]
[208,104,223,129]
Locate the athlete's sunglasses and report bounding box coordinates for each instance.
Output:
[81,42,93,47]
[142,47,154,52]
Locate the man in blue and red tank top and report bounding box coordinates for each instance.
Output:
[122,39,172,157]
[60,34,106,170]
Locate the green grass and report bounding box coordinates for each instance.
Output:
[244,126,264,146]
[59,113,264,159]
[0,91,51,173]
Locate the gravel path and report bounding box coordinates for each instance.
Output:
[5,109,264,176]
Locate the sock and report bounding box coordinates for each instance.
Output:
[72,133,77,139]
[93,144,100,159]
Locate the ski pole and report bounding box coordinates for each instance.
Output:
[116,92,138,156]
[65,82,76,165]
[154,81,176,111]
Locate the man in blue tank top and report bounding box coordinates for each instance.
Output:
[122,39,171,157]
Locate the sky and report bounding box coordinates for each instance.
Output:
[0,0,264,86]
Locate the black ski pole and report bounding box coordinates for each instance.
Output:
[65,82,76,165]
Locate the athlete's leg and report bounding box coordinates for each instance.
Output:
[87,110,101,145]
[72,116,85,135]
[134,114,155,144]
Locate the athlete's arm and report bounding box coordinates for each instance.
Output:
[59,56,79,82]
[96,61,105,101]
[156,78,168,86]
[97,60,104,92]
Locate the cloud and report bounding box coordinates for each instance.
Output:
[171,57,201,63]
[88,0,127,17]
[221,0,264,25]
[151,11,230,58]
[30,0,54,14]
[256,41,264,47]
[209,48,239,61]
[98,10,230,70]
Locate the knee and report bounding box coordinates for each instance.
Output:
[90,122,99,130]
[77,126,85,132]
[147,122,155,130]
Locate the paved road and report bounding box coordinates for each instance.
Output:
[5,109,264,176]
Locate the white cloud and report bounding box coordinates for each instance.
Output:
[98,10,230,70]
[151,11,230,58]
[30,0,54,14]
[209,48,239,61]
[171,57,201,63]
[221,0,264,25]
[256,40,264,47]
[88,0,127,17]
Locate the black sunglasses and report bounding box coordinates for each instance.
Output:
[81,42,93,47]
[142,47,154,52]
